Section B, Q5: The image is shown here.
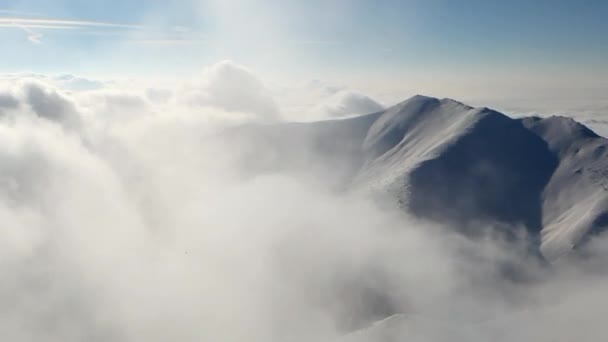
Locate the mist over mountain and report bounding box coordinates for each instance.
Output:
[229,95,608,260]
[0,70,607,341]
[2,0,608,339]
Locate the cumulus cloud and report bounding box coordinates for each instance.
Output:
[0,65,606,342]
[181,60,281,121]
[273,79,385,121]
[78,89,150,121]
[0,80,81,130]
[0,93,19,110]
[0,73,398,340]
[23,83,78,122]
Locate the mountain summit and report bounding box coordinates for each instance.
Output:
[231,95,608,260]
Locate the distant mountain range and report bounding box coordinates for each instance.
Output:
[226,95,608,261]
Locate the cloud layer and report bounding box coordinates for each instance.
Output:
[0,62,606,341]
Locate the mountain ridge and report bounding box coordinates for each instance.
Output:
[227,95,608,260]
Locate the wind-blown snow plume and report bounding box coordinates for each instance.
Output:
[311,90,385,118]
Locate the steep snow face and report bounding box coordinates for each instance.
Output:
[521,116,608,259]
[357,96,482,191]
[357,96,558,241]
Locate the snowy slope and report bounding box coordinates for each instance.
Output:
[226,95,608,259]
[355,96,557,241]
[521,116,608,259]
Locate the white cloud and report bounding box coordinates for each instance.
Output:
[0,80,82,130]
[0,15,144,43]
[0,16,144,30]
[0,93,19,110]
[0,73,106,92]
[272,79,385,121]
[0,15,206,45]
[0,66,606,341]
[79,89,149,114]
[19,25,43,43]
[180,60,281,121]
[22,82,76,120]
[145,88,172,103]
[53,74,105,91]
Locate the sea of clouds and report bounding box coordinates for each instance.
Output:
[0,61,607,341]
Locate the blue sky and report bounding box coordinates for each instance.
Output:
[1,0,607,100]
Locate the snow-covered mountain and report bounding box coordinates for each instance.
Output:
[228,95,608,260]
[521,116,608,259]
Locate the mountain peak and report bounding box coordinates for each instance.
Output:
[389,95,440,111]
[409,94,438,101]
[545,115,599,138]
[523,115,599,137]
[521,115,601,155]
[389,95,479,115]
[439,97,473,109]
